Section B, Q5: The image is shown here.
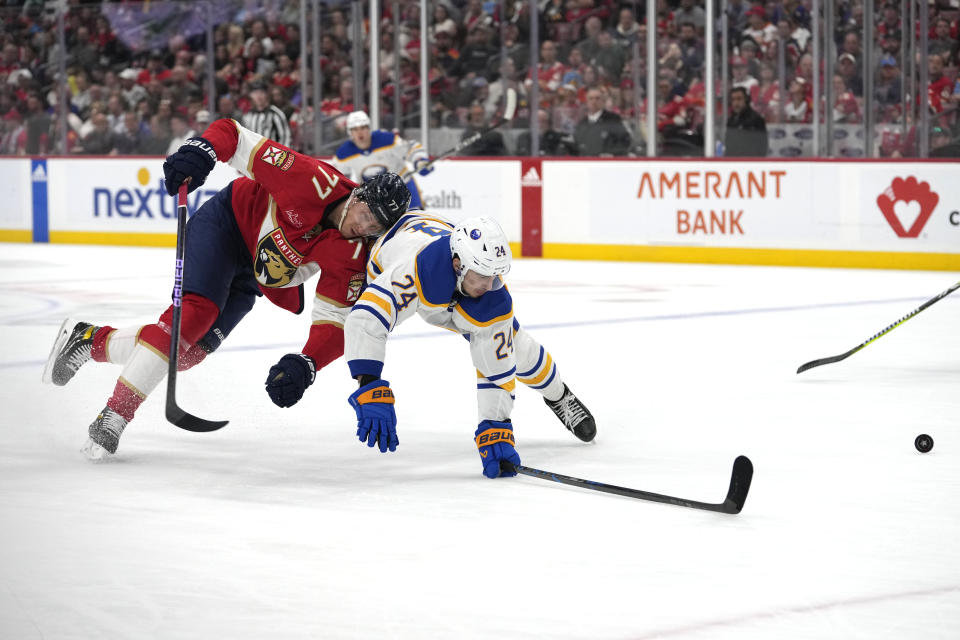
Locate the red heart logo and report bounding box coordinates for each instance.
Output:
[876,176,939,238]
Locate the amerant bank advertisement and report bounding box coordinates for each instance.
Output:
[542,160,960,254]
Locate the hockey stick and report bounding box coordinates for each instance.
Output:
[415,87,517,173]
[796,281,960,374]
[502,455,753,514]
[165,182,229,432]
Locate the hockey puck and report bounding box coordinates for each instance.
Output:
[915,434,934,453]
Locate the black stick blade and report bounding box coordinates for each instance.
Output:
[722,455,754,514]
[166,404,229,432]
[796,352,853,374]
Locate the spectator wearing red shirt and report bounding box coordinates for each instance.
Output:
[784,78,812,123]
[927,53,953,114]
[137,51,172,85]
[831,74,861,123]
[528,40,566,96]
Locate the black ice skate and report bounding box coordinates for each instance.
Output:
[42,318,99,386]
[545,384,597,442]
[83,406,128,459]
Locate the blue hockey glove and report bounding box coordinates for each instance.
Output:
[475,420,520,479]
[163,137,217,195]
[348,380,398,453]
[414,158,434,177]
[264,353,316,408]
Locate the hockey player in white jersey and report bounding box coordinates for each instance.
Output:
[344,213,596,479]
[331,111,433,211]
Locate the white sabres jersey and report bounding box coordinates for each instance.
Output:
[331,130,428,183]
[344,211,517,423]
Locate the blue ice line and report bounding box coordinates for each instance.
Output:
[2,295,946,371]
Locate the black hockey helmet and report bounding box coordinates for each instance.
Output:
[353,172,411,230]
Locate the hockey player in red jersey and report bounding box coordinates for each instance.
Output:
[42,119,412,459]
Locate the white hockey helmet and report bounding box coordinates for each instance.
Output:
[450,216,511,295]
[345,110,372,131]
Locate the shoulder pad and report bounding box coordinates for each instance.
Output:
[414,236,456,306]
[335,140,360,159]
[370,130,398,150]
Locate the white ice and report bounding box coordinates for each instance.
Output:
[1,243,958,640]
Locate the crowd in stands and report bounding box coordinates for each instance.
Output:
[1,0,958,158]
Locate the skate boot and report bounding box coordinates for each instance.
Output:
[82,406,128,460]
[42,318,99,386]
[545,384,597,442]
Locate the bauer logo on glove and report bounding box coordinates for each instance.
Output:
[474,420,520,478]
[348,379,398,453]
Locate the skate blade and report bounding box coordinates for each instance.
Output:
[81,438,112,462]
[41,317,76,385]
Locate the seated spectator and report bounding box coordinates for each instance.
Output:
[574,87,632,156]
[612,7,641,50]
[783,78,811,123]
[217,94,243,121]
[836,52,863,97]
[930,16,959,62]
[731,56,759,103]
[724,86,767,156]
[742,6,776,54]
[114,111,150,155]
[80,111,117,155]
[516,108,578,156]
[459,102,507,155]
[927,54,953,114]
[929,125,960,157]
[677,22,705,82]
[430,3,458,43]
[674,0,706,33]
[166,111,196,155]
[738,38,762,79]
[0,108,26,155]
[876,2,902,50]
[552,83,583,135]
[455,23,498,81]
[831,74,861,123]
[593,30,627,83]
[755,62,781,121]
[574,16,604,63]
[118,68,147,110]
[874,55,902,107]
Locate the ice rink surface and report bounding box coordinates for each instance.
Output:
[1,242,958,639]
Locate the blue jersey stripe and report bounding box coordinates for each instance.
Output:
[352,304,392,331]
[517,346,545,378]
[368,283,399,310]
[485,367,516,382]
[529,366,557,390]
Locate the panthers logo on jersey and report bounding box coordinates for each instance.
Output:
[346,272,364,303]
[255,228,303,287]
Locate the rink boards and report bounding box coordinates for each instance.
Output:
[0,156,957,270]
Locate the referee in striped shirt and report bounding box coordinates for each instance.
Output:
[242,81,292,148]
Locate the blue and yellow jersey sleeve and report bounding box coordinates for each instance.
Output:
[344,214,458,379]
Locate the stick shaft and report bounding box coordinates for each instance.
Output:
[797,281,960,374]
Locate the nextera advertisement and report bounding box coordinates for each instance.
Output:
[45,159,239,234]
